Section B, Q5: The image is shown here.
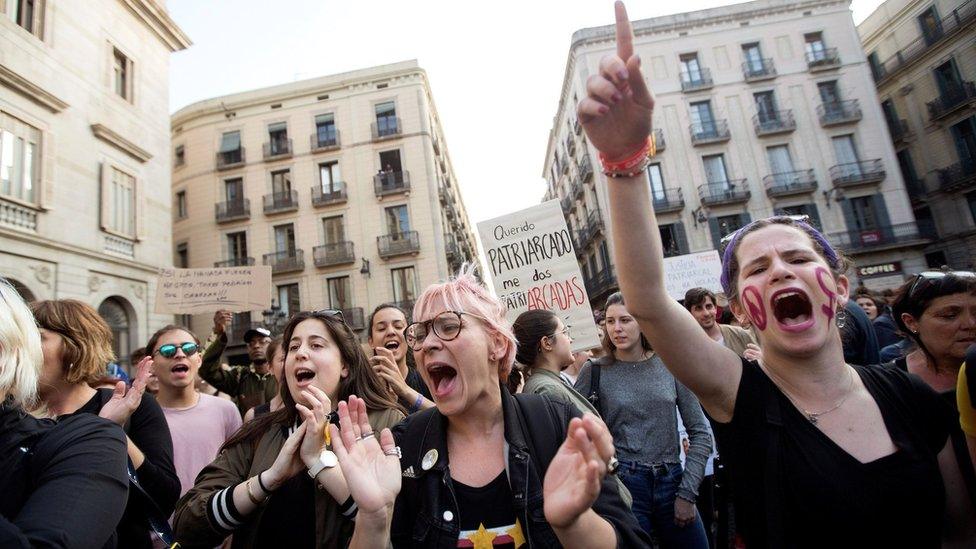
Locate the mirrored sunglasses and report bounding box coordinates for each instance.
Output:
[156,342,200,359]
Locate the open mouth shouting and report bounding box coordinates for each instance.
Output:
[294,366,317,388]
[170,363,191,379]
[383,340,401,352]
[771,288,815,332]
[426,362,458,398]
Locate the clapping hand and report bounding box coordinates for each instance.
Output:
[577,1,654,160]
[99,355,152,426]
[543,414,617,529]
[296,386,334,468]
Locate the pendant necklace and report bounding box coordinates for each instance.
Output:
[765,364,856,425]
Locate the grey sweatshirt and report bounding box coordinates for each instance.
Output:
[575,354,712,502]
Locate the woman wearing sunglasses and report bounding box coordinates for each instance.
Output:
[329,269,649,549]
[173,310,404,548]
[30,299,180,548]
[570,2,975,546]
[150,325,243,497]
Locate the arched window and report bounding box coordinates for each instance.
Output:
[99,297,132,372]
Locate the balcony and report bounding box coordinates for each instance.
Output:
[926,81,976,123]
[263,249,305,274]
[578,155,593,182]
[445,234,460,259]
[806,48,840,71]
[653,128,666,152]
[583,210,604,244]
[560,195,573,214]
[572,229,586,253]
[698,180,751,207]
[313,241,355,267]
[373,171,410,197]
[742,59,776,82]
[763,170,818,198]
[689,120,730,146]
[378,231,420,258]
[263,139,293,161]
[342,307,366,331]
[214,257,255,268]
[263,191,299,215]
[311,186,348,207]
[873,1,976,85]
[829,159,885,188]
[680,68,713,92]
[753,110,796,136]
[310,131,340,152]
[215,199,250,223]
[888,118,913,145]
[817,100,862,127]
[216,148,245,170]
[570,178,583,200]
[372,117,401,140]
[584,267,618,302]
[652,188,685,213]
[937,158,976,193]
[827,220,936,254]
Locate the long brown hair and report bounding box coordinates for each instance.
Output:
[222,310,404,450]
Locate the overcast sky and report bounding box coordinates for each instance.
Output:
[168,0,886,225]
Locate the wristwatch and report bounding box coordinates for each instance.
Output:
[308,448,338,479]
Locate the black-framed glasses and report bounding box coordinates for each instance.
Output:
[405,311,486,351]
[155,342,200,359]
[908,271,976,298]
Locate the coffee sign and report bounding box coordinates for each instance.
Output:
[856,261,902,279]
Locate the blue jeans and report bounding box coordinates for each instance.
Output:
[617,460,709,549]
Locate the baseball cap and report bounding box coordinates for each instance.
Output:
[243,327,272,343]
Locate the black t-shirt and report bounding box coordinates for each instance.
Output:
[254,455,316,548]
[453,471,525,548]
[716,358,952,548]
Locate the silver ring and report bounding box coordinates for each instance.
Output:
[383,446,401,458]
[607,456,620,476]
[360,432,375,441]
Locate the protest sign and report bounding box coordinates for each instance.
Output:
[154,266,272,314]
[662,250,723,301]
[478,200,599,351]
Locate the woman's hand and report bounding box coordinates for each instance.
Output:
[330,395,401,520]
[370,347,408,395]
[263,421,308,491]
[544,414,616,529]
[99,355,152,426]
[743,343,762,362]
[578,1,654,160]
[674,496,697,527]
[296,385,334,468]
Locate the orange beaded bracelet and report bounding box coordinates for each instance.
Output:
[598,134,657,178]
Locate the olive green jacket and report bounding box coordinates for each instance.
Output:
[200,332,278,416]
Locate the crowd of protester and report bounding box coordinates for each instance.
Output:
[2,3,976,547]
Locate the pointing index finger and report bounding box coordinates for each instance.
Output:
[615,1,634,62]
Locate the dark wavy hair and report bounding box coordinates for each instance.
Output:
[222,310,404,450]
[891,271,976,360]
[512,309,560,376]
[602,292,652,359]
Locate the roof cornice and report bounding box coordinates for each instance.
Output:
[118,0,191,52]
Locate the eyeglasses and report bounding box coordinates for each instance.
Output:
[405,311,486,351]
[547,326,571,341]
[908,271,976,298]
[719,214,812,249]
[155,342,200,359]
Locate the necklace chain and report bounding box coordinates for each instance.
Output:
[764,364,856,425]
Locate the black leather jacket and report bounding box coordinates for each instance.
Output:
[389,387,650,548]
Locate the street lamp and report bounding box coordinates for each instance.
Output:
[262,299,287,334]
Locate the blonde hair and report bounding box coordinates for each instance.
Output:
[413,264,517,380]
[0,278,42,407]
[30,300,115,386]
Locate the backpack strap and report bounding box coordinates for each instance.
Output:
[585,359,603,417]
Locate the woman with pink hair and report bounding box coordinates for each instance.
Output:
[328,266,648,548]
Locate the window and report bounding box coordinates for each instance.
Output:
[880,99,899,129]
[934,60,963,97]
[754,91,778,123]
[679,53,703,82]
[917,6,942,45]
[227,231,247,261]
[775,204,821,229]
[4,0,43,36]
[277,283,300,318]
[817,81,841,105]
[175,190,187,219]
[690,101,716,136]
[319,161,342,193]
[218,131,242,164]
[0,111,40,203]
[174,144,185,167]
[379,149,403,173]
[274,223,296,253]
[659,223,686,257]
[175,242,188,268]
[271,169,291,195]
[327,276,352,309]
[112,48,132,101]
[949,117,976,164]
[832,135,861,176]
[926,251,948,269]
[224,177,243,203]
[742,43,763,73]
[322,215,344,244]
[647,163,667,202]
[896,150,920,189]
[702,154,730,186]
[804,32,827,61]
[268,122,288,155]
[98,298,130,372]
[377,150,405,189]
[391,266,417,304]
[105,167,135,238]
[766,145,794,175]
[848,197,879,231]
[385,205,410,236]
[315,113,337,147]
[868,52,883,81]
[375,101,398,136]
[598,241,611,272]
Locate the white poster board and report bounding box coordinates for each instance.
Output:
[662,250,724,301]
[478,200,600,351]
[154,266,272,314]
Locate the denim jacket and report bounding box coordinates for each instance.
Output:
[389,387,650,548]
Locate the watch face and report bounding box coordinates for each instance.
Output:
[319,449,338,468]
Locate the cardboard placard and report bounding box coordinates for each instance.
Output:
[663,250,724,301]
[478,200,600,351]
[154,266,272,314]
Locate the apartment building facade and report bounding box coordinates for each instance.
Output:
[544,0,927,306]
[0,0,190,368]
[859,0,976,270]
[171,61,478,358]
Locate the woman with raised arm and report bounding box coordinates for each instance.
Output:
[330,268,649,549]
[576,2,974,546]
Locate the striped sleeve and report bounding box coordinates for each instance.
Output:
[338,495,358,520]
[206,484,246,533]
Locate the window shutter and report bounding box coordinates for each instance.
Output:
[219,132,240,153]
[840,198,857,248]
[135,175,145,241]
[708,217,722,250]
[674,221,690,255]
[739,212,753,227]
[99,162,110,231]
[871,195,893,240]
[805,203,823,229]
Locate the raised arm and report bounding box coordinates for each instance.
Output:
[199,311,242,396]
[578,2,741,419]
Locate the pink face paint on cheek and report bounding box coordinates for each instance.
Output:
[815,267,837,322]
[741,285,768,331]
